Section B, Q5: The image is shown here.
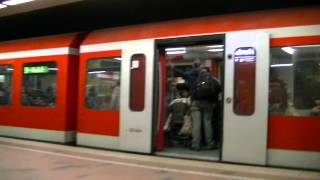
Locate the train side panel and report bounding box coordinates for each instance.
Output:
[0,34,84,143]
[77,6,320,169]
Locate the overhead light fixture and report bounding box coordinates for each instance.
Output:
[88,70,106,74]
[165,47,187,55]
[166,50,186,55]
[114,57,122,61]
[165,47,186,52]
[208,48,224,52]
[281,47,296,55]
[270,63,293,67]
[207,45,224,48]
[2,0,34,6]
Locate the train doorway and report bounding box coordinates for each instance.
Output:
[154,35,224,161]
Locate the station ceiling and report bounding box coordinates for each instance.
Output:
[0,0,319,41]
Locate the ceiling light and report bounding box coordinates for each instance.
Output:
[281,47,295,55]
[207,45,224,48]
[166,50,186,55]
[88,70,106,74]
[270,63,293,67]
[165,47,186,52]
[208,48,224,52]
[2,0,34,6]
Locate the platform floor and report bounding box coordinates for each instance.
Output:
[0,137,319,180]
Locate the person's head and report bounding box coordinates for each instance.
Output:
[199,69,209,80]
[193,59,201,68]
[180,89,189,97]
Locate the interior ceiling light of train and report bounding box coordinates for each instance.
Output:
[165,45,224,61]
[0,0,34,8]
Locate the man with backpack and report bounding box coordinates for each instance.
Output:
[171,60,221,151]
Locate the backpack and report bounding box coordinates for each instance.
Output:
[193,72,220,102]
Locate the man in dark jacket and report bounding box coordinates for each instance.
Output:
[172,61,221,150]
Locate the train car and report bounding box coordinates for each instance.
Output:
[0,6,319,170]
[0,34,84,143]
[77,6,320,170]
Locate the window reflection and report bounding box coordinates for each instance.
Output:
[233,48,256,115]
[130,54,145,111]
[270,46,320,116]
[86,57,121,110]
[0,65,13,106]
[22,62,57,107]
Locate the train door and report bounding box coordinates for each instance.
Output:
[119,39,155,153]
[222,31,269,165]
[154,35,224,161]
[78,39,155,154]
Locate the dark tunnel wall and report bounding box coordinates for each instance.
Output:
[0,0,319,41]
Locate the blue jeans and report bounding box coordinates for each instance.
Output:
[190,100,215,148]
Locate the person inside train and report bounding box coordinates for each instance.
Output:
[110,80,120,110]
[164,88,191,146]
[44,86,55,106]
[269,69,288,114]
[170,60,221,151]
[87,86,98,109]
[0,82,9,105]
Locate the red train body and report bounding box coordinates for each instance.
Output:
[0,6,319,170]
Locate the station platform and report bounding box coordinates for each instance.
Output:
[0,137,319,180]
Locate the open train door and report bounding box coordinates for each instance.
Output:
[222,31,269,165]
[119,39,155,153]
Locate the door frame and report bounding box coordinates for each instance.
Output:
[154,34,225,161]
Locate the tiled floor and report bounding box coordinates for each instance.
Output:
[0,137,319,180]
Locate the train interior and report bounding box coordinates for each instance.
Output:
[155,36,224,161]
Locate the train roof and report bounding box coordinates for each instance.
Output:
[0,33,85,53]
[82,6,320,45]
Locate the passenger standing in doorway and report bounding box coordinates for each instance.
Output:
[171,60,221,151]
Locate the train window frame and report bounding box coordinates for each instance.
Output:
[85,56,121,111]
[129,53,146,112]
[21,61,58,108]
[0,64,14,106]
[233,48,256,116]
[269,45,320,117]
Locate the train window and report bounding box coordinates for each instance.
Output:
[86,57,121,110]
[22,62,57,107]
[270,46,320,116]
[0,65,13,106]
[233,49,256,115]
[130,54,146,111]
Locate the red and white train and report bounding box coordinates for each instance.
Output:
[0,6,319,170]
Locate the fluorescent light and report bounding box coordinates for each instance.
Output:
[281,47,296,55]
[207,45,224,48]
[165,47,186,52]
[2,0,34,6]
[0,4,7,9]
[166,50,186,55]
[48,68,58,71]
[270,63,293,67]
[208,48,224,52]
[88,70,106,74]
[114,58,122,61]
